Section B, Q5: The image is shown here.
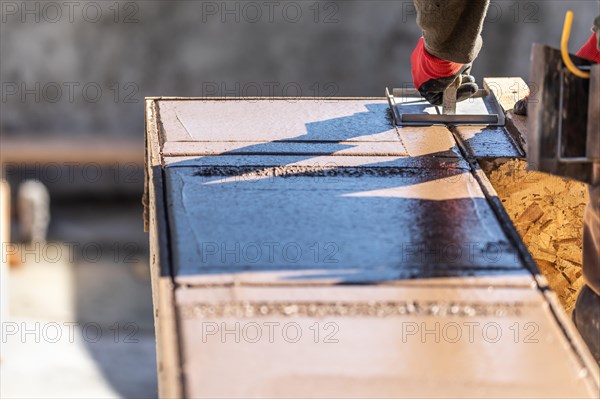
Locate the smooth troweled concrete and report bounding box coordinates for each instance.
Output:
[146,98,600,398]
[454,126,524,159]
[176,286,597,399]
[166,166,522,284]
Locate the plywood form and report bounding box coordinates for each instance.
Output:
[486,159,590,312]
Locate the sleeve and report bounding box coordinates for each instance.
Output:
[414,0,490,64]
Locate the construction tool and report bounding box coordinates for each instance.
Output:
[528,11,599,185]
[386,77,505,127]
[442,74,461,115]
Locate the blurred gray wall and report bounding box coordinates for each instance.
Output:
[1,0,598,138]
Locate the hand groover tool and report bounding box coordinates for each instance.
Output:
[385,79,506,127]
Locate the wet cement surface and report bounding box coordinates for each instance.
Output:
[158,100,399,142]
[148,98,600,398]
[159,99,526,284]
[175,285,596,399]
[166,167,522,284]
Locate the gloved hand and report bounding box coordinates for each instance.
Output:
[576,32,600,63]
[513,96,528,116]
[514,32,599,116]
[411,37,479,106]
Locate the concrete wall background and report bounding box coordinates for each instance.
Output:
[1,0,598,138]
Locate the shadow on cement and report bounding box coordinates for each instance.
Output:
[163,102,531,283]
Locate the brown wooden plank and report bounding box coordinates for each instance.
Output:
[0,137,143,165]
[145,99,183,398]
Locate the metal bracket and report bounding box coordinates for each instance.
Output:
[386,87,505,127]
[556,65,598,163]
[527,44,597,185]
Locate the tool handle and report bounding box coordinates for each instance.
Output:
[442,75,462,115]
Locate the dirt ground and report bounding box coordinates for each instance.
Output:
[486,159,590,313]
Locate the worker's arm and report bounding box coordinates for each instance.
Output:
[410,0,489,105]
[415,0,490,64]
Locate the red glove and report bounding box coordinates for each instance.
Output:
[411,38,478,106]
[576,32,600,63]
